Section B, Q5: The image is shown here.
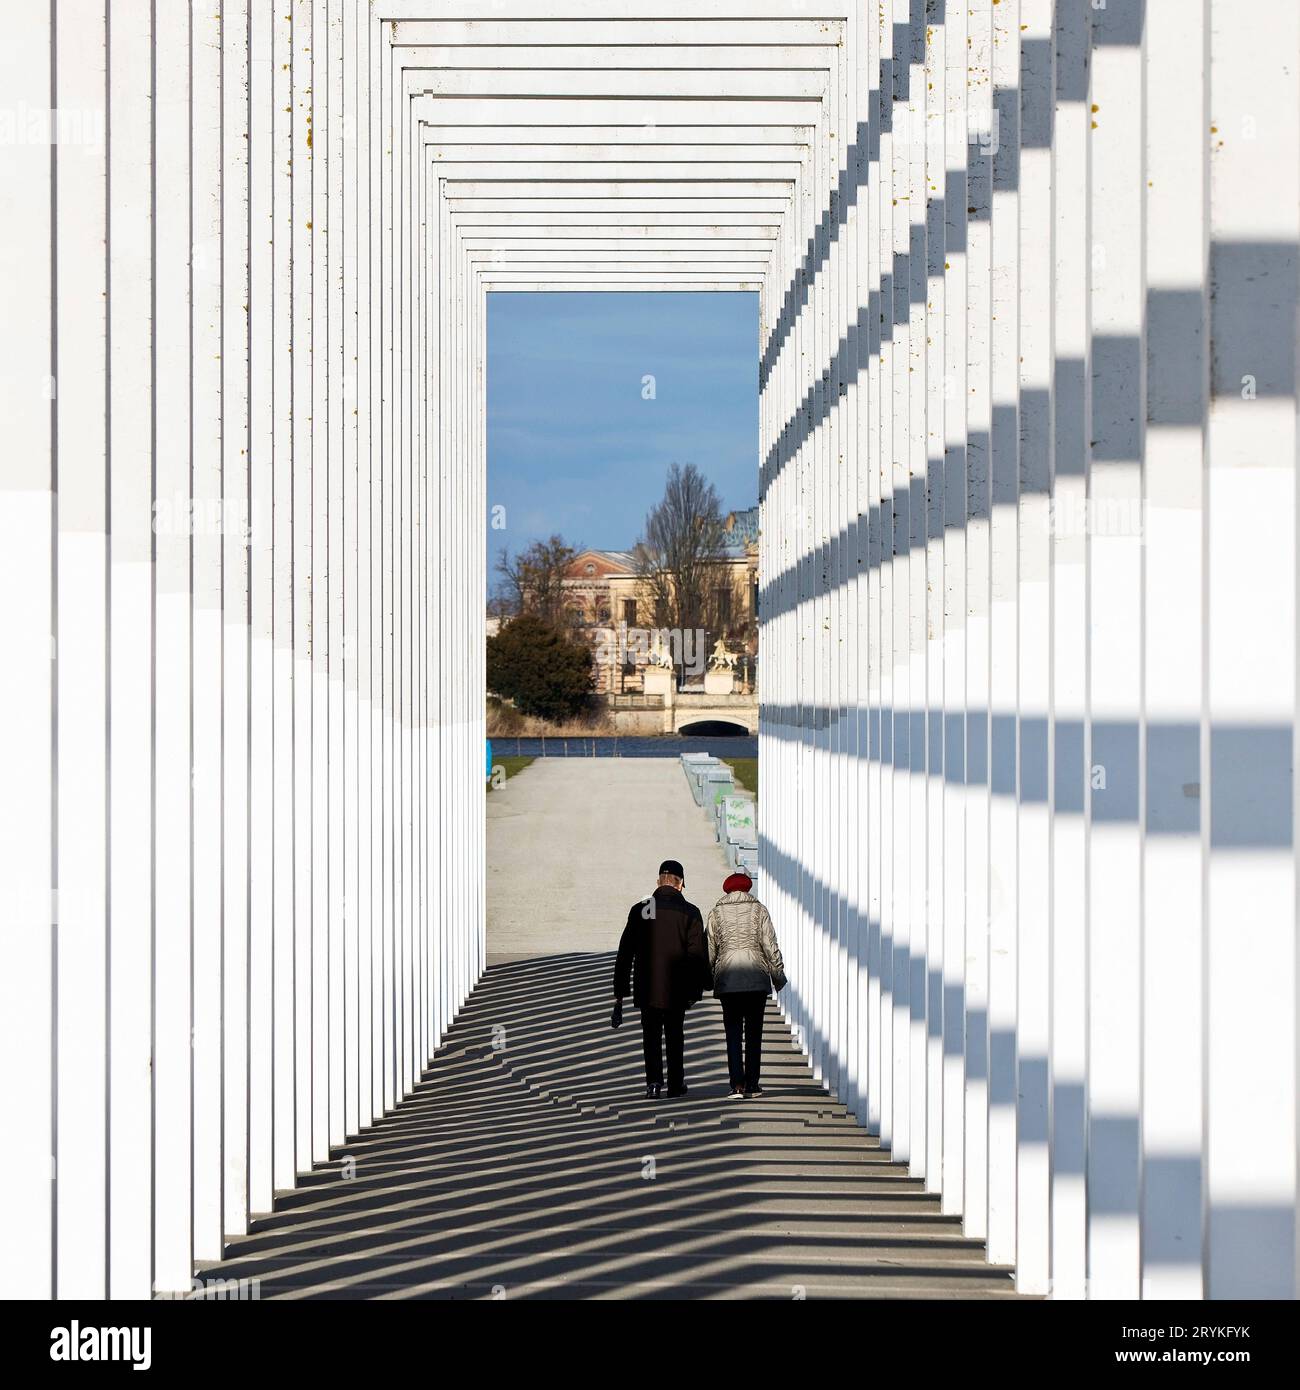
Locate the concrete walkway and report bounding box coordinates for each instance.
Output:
[486,758,737,961]
[207,955,1018,1298]
[204,758,1019,1299]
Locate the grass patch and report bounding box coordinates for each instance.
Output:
[725,757,758,796]
[487,754,535,792]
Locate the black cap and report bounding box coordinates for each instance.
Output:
[658,859,685,880]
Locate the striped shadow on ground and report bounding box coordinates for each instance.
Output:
[202,954,1023,1299]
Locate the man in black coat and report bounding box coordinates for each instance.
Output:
[612,859,710,1099]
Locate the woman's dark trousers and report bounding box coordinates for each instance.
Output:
[721,991,767,1090]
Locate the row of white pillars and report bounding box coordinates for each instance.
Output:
[758,0,1300,1298]
[0,0,483,1298]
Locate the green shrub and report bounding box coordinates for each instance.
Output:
[486,613,593,723]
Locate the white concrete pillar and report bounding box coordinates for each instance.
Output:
[888,0,914,1169]
[940,0,969,1220]
[1015,0,1054,1297]
[264,0,295,1207]
[963,0,994,1246]
[1049,0,1090,1301]
[986,0,1021,1270]
[326,0,348,1154]
[863,0,883,1139]
[0,4,55,1302]
[256,0,284,1198]
[291,0,316,1174]
[1204,0,1299,1301]
[222,0,253,1247]
[152,0,194,1296]
[876,0,896,1151]
[106,0,155,1300]
[1087,0,1145,1300]
[360,0,381,1130]
[1141,0,1207,1301]
[907,0,927,1182]
[309,0,332,1168]
[53,0,109,1298]
[342,0,363,1143]
[190,0,226,1268]
[922,10,947,1193]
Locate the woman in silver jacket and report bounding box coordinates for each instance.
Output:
[706,872,787,1097]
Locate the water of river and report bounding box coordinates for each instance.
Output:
[489,734,757,759]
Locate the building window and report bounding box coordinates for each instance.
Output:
[622,598,637,625]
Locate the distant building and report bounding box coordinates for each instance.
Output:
[559,509,759,694]
[561,549,643,631]
[718,506,759,643]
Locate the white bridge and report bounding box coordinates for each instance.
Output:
[673,694,758,737]
[1,0,1298,1302]
[610,690,759,736]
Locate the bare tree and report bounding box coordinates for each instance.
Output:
[634,463,729,675]
[494,535,580,628]
[486,578,516,621]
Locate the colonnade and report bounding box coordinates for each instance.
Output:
[1,1,1296,1301]
[1,0,484,1297]
[759,0,1300,1300]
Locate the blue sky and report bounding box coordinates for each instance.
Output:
[486,291,759,569]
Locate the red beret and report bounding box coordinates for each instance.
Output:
[723,872,753,894]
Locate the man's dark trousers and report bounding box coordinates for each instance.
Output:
[640,1007,686,1092]
[721,991,767,1090]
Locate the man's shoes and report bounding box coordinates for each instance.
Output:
[665,1084,689,1099]
[745,1086,765,1098]
[727,1086,745,1099]
[645,1084,661,1100]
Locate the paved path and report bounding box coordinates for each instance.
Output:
[205,759,1019,1299]
[486,758,737,961]
[208,959,1018,1298]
